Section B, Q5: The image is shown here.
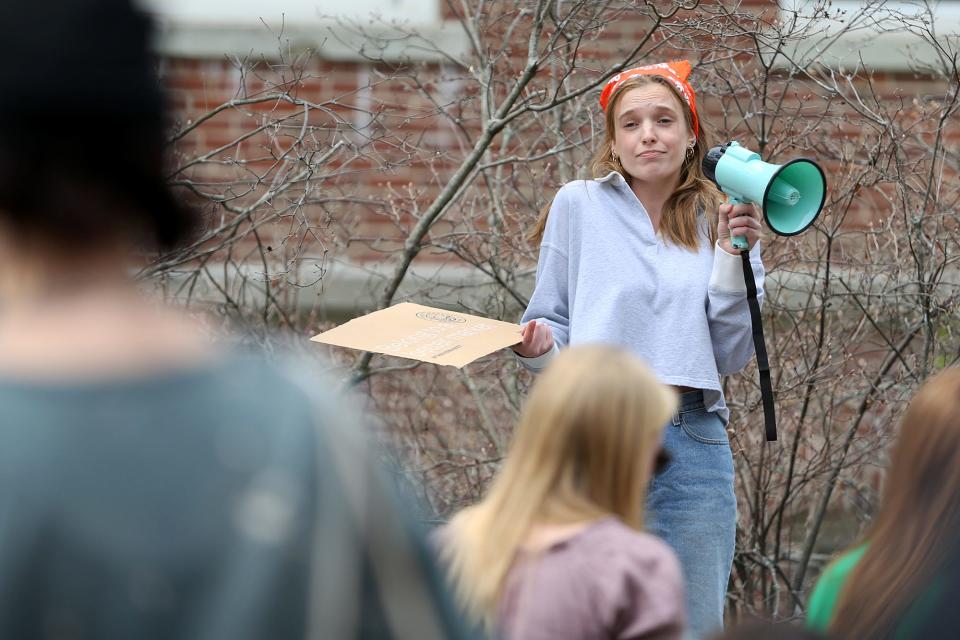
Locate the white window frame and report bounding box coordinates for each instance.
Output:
[775,1,960,72]
[140,0,467,62]
[141,0,441,25]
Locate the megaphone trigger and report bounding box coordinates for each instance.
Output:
[725,196,750,252]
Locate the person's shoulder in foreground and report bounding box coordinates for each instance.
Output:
[805,545,867,633]
[198,350,485,640]
[0,348,477,640]
[499,517,685,640]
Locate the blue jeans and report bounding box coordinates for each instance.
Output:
[645,391,736,640]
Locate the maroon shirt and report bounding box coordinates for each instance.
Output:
[497,517,686,640]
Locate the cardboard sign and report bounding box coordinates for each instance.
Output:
[311,302,522,368]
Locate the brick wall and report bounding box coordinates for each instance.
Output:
[157,0,959,313]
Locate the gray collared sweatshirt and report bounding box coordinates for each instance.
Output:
[517,172,764,422]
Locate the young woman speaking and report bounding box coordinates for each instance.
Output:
[513,61,765,638]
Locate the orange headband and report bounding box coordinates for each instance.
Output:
[598,60,699,136]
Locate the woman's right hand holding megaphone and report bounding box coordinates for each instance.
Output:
[717,202,763,255]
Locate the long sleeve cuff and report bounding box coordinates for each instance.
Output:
[709,242,760,294]
[514,342,560,372]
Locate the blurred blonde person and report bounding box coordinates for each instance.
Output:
[440,346,686,639]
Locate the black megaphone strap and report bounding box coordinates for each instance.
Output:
[740,250,777,442]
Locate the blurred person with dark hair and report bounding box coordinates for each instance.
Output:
[0,1,471,638]
[806,368,960,639]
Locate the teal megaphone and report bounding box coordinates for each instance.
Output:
[702,142,827,251]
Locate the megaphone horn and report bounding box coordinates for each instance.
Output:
[702,142,827,251]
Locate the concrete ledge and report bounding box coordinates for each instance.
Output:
[151,257,957,325]
[154,259,532,323]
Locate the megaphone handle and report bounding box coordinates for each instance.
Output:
[727,196,750,252]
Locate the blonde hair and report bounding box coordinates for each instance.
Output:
[830,368,960,638]
[531,74,722,249]
[441,345,677,626]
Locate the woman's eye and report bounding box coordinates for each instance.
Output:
[623,122,636,129]
[658,118,672,124]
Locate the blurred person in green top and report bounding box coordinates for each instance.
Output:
[806,368,960,639]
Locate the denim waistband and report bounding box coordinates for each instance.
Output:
[678,389,705,413]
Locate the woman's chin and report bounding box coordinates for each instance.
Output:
[627,167,681,186]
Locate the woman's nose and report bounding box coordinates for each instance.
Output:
[639,122,657,143]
